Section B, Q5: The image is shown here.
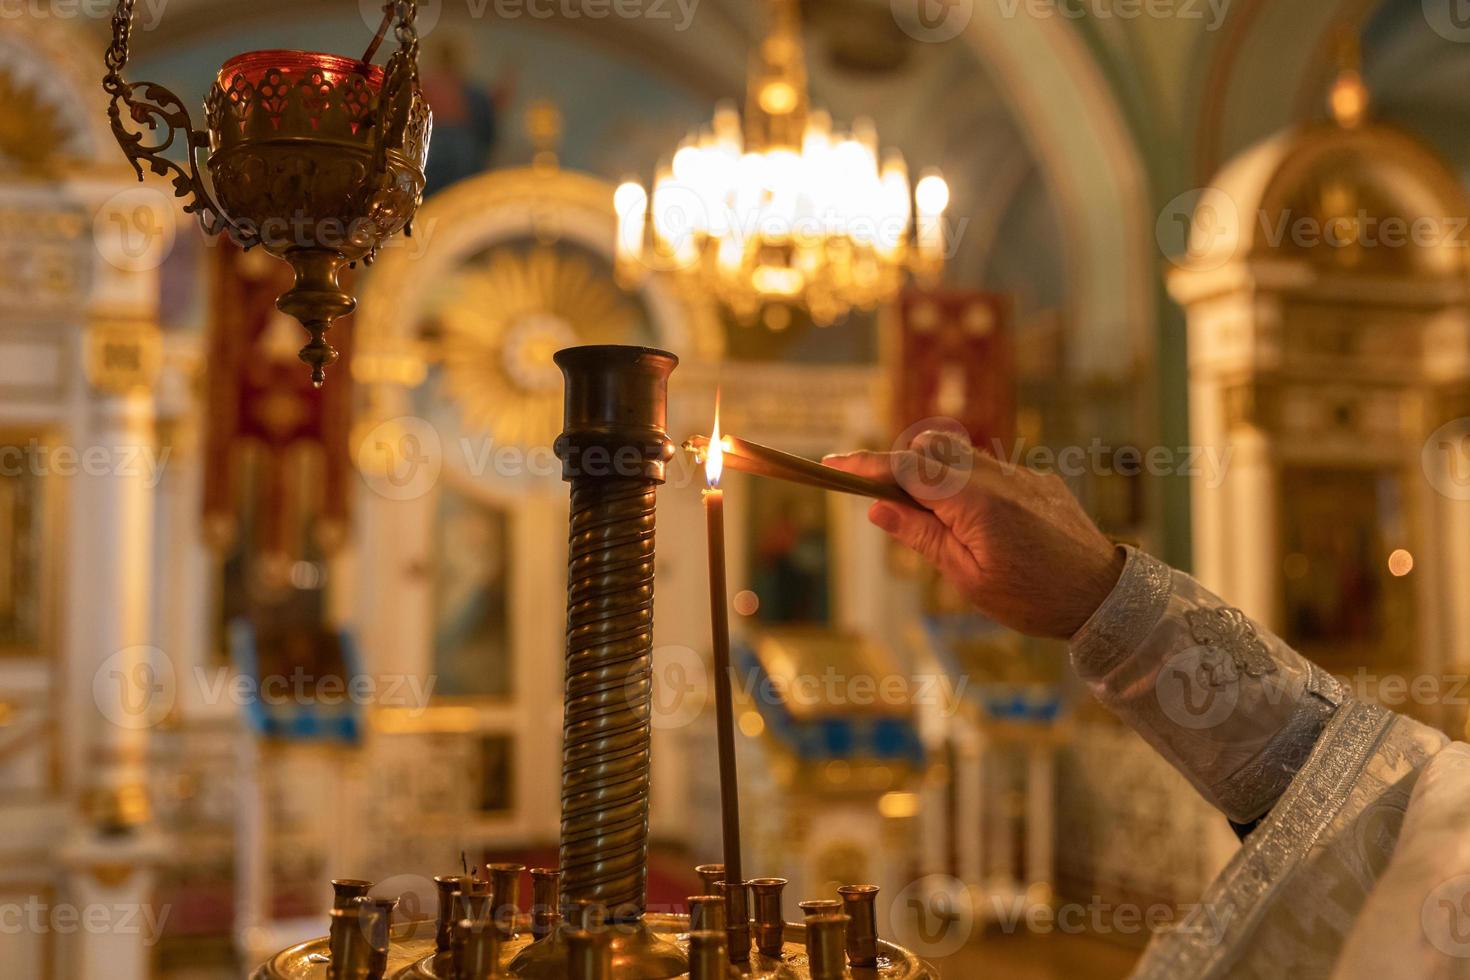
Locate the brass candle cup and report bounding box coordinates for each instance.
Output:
[688,894,726,933]
[434,875,469,952]
[455,916,504,980]
[331,878,374,911]
[838,884,881,967]
[749,878,788,958]
[717,879,751,964]
[327,901,379,980]
[488,863,525,931]
[366,896,397,977]
[565,928,614,980]
[530,868,561,941]
[805,913,852,980]
[695,863,726,894]
[799,899,842,920]
[688,929,729,980]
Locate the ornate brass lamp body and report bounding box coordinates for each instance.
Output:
[102,0,432,385]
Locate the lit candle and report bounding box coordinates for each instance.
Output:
[703,404,746,956]
[914,167,950,277]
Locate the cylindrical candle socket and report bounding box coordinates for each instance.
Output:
[838,884,880,967]
[806,913,851,980]
[695,864,726,894]
[565,929,613,980]
[435,876,468,952]
[688,895,726,933]
[798,899,841,920]
[750,878,788,958]
[331,879,374,911]
[367,897,397,978]
[488,863,524,931]
[718,879,751,963]
[455,917,503,980]
[530,868,560,940]
[687,929,729,980]
[327,902,378,980]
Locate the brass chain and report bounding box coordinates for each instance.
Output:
[102,0,136,97]
[394,0,420,71]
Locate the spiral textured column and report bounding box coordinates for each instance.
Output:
[511,345,685,980]
[561,476,657,911]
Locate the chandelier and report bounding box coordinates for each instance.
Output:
[102,0,432,385]
[613,0,949,329]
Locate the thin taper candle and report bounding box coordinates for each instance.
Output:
[703,413,743,895]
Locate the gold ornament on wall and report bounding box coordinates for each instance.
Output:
[0,66,72,174]
[433,245,641,447]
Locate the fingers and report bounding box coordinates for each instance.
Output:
[868,501,981,585]
[824,446,972,512]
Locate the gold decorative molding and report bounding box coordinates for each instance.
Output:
[84,319,162,394]
[355,166,724,399]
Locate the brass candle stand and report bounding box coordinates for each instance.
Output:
[251,346,938,979]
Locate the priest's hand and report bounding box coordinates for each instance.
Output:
[822,430,1125,639]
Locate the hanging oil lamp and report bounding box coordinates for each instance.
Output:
[102,0,433,386]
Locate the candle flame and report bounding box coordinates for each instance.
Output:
[707,401,724,487]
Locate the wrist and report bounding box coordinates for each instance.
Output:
[1058,544,1127,639]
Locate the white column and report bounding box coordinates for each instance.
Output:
[62,388,165,980]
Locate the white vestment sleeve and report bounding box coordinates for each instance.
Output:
[1329,740,1470,980]
[1070,545,1348,824]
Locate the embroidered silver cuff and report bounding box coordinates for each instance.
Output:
[1070,545,1171,676]
[1068,548,1351,824]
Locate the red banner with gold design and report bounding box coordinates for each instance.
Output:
[203,242,353,561]
[892,288,1014,452]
